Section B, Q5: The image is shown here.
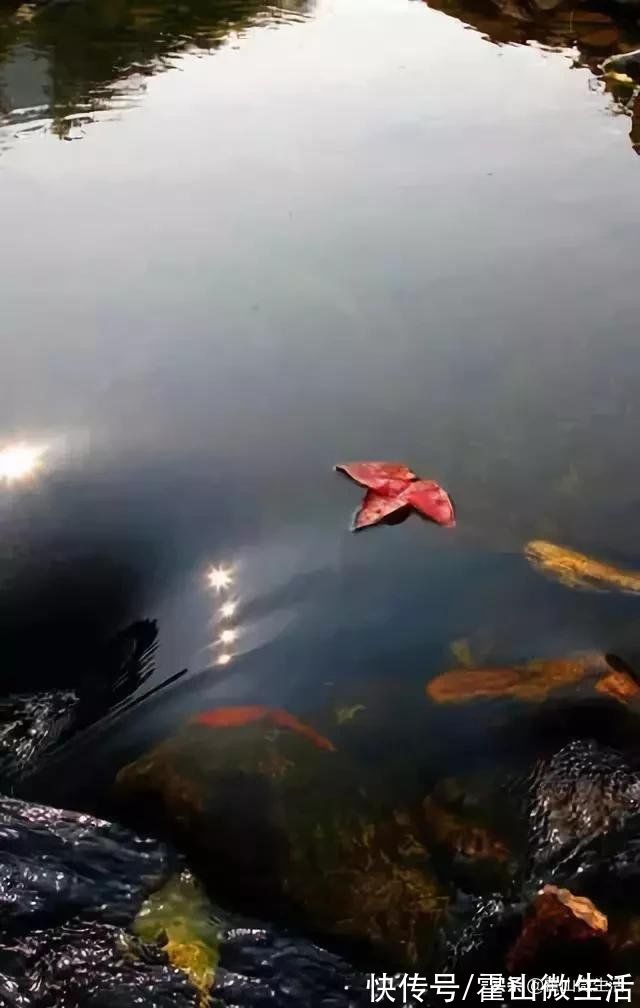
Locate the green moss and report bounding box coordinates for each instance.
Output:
[119,720,447,966]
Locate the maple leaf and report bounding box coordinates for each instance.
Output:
[335,461,455,530]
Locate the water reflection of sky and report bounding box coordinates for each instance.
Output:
[3,0,640,791]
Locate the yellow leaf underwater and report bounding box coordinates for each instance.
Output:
[525,540,640,594]
[336,704,366,724]
[13,3,37,21]
[134,871,220,1005]
[604,71,635,85]
[449,638,475,669]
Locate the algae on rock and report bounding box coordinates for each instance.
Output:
[117,713,446,967]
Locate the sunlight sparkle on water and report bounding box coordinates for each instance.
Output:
[219,627,238,645]
[0,443,46,482]
[217,653,232,666]
[208,566,233,591]
[219,600,237,619]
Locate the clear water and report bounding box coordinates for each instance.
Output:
[2,0,640,801]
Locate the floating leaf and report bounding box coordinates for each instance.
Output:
[525,540,640,594]
[336,461,454,531]
[353,489,411,530]
[405,480,455,526]
[192,705,336,752]
[335,461,416,491]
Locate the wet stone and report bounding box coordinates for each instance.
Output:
[116,715,446,967]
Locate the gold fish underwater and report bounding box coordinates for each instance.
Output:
[426,652,609,704]
[192,705,336,752]
[595,668,640,704]
[525,540,640,594]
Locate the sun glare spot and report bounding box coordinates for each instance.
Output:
[208,566,233,591]
[0,443,46,483]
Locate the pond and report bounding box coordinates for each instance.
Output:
[2,0,640,990]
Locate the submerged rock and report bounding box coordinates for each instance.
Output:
[422,788,513,895]
[526,739,640,890]
[0,689,78,784]
[445,894,522,975]
[423,796,509,864]
[2,919,202,1007]
[0,795,172,926]
[603,48,640,80]
[214,924,368,1008]
[440,739,640,985]
[0,637,377,1004]
[116,710,445,967]
[0,794,199,1006]
[0,793,371,1007]
[507,885,608,973]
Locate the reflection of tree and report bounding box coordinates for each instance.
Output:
[0,0,313,137]
[421,0,640,153]
[75,617,159,724]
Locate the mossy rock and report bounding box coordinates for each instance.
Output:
[116,712,445,967]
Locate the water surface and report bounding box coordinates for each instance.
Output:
[1,0,640,799]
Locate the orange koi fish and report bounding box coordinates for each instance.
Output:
[192,705,336,752]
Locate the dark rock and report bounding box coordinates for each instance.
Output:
[0,792,371,1007]
[215,924,369,1008]
[0,920,201,1007]
[0,691,78,786]
[526,739,640,892]
[507,885,609,974]
[603,47,640,80]
[0,796,172,927]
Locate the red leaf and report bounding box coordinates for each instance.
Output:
[353,490,410,530]
[406,480,455,527]
[336,460,455,531]
[335,461,416,495]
